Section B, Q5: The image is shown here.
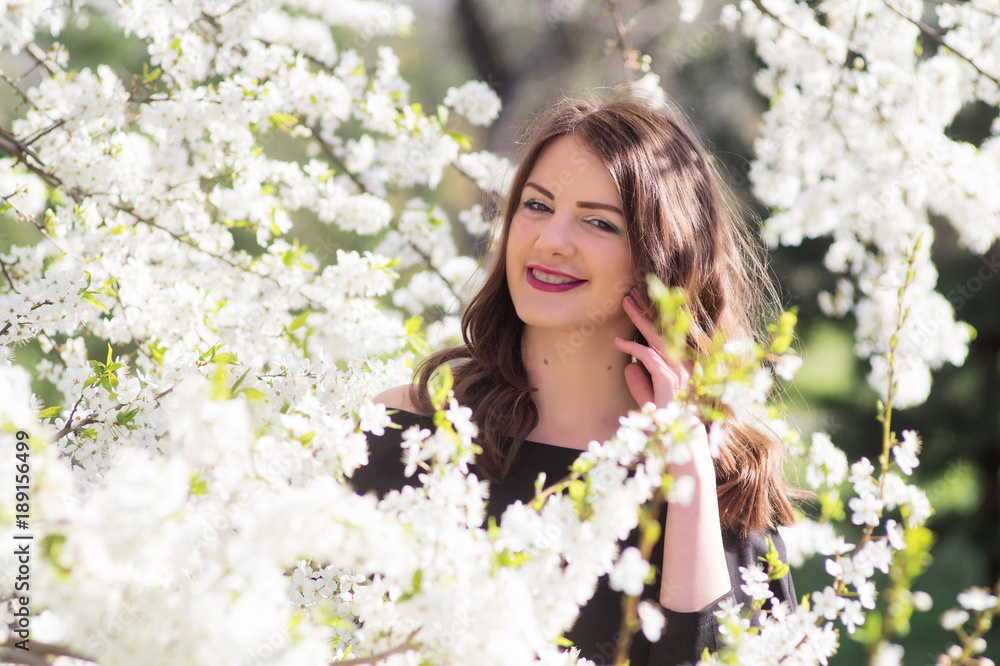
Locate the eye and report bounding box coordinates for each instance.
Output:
[522,198,552,213]
[585,216,625,236]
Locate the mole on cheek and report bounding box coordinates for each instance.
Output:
[607,365,612,371]
[543,359,549,365]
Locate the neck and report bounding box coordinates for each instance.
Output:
[521,324,639,450]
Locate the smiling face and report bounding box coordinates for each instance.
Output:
[504,134,635,339]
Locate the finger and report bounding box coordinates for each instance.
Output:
[622,291,673,364]
[623,362,655,406]
[614,337,684,400]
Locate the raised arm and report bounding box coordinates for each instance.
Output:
[613,290,730,612]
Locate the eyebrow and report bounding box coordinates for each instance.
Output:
[524,182,624,216]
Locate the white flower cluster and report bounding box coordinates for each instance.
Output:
[738,0,1000,407]
[444,81,502,126]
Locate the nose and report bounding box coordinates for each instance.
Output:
[534,214,576,257]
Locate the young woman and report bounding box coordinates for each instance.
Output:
[351,95,797,665]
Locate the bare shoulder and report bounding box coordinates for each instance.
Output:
[372,384,423,414]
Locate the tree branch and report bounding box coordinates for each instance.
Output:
[334,631,419,665]
[0,125,63,190]
[0,257,20,295]
[605,0,636,85]
[0,66,38,111]
[308,124,465,303]
[882,0,1000,88]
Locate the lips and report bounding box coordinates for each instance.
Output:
[525,265,586,293]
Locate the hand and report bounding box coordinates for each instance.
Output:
[613,288,692,409]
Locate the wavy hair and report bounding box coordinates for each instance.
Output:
[413,94,796,535]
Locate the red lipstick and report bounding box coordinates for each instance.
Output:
[525,266,586,293]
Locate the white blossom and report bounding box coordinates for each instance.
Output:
[940,609,970,630]
[773,353,803,381]
[892,429,921,475]
[443,81,501,126]
[637,600,665,641]
[609,547,650,597]
[957,587,999,612]
[739,563,773,602]
[849,492,884,527]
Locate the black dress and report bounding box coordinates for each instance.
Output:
[349,409,795,666]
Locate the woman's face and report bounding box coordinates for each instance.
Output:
[505,134,635,339]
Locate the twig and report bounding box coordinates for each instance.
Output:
[922,0,1000,19]
[25,42,61,78]
[54,414,97,442]
[308,124,465,303]
[0,190,69,254]
[613,489,666,665]
[882,0,1000,88]
[0,67,38,110]
[309,124,370,194]
[0,257,19,295]
[334,630,420,665]
[0,125,64,190]
[605,0,635,85]
[21,119,66,148]
[855,235,923,557]
[111,202,255,272]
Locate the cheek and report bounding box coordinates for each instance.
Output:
[612,252,634,293]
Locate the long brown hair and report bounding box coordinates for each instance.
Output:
[414,94,796,535]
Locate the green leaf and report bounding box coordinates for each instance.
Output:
[444,129,472,150]
[38,405,62,419]
[270,111,298,133]
[190,473,208,496]
[148,339,167,367]
[41,533,72,579]
[405,315,430,356]
[495,549,530,568]
[82,292,109,313]
[141,62,162,84]
[212,352,239,365]
[116,407,140,426]
[819,490,846,522]
[398,569,423,603]
[237,387,266,400]
[429,364,453,411]
[290,311,312,331]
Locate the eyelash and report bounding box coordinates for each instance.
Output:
[521,199,624,235]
